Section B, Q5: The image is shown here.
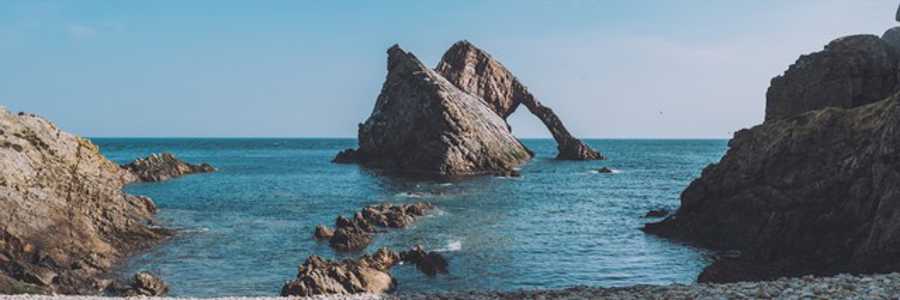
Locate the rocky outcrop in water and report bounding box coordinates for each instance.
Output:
[121,152,215,182]
[645,91,900,282]
[107,272,169,297]
[315,202,434,252]
[0,108,169,294]
[340,45,531,177]
[436,41,603,161]
[281,246,448,297]
[764,35,900,121]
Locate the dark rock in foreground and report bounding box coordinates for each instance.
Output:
[436,41,603,161]
[400,245,449,276]
[122,152,216,182]
[765,35,900,121]
[0,107,169,294]
[645,93,900,282]
[316,202,434,252]
[345,45,531,177]
[596,167,614,174]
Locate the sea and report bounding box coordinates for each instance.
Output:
[91,138,728,297]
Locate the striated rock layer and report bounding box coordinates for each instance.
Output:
[645,93,900,282]
[765,35,900,121]
[0,108,169,294]
[351,45,531,176]
[436,41,603,160]
[121,152,215,182]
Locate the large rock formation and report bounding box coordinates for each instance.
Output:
[121,152,215,182]
[0,108,169,294]
[436,41,603,160]
[646,94,900,282]
[765,35,900,121]
[348,45,531,176]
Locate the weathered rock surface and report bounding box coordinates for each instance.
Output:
[643,209,670,218]
[316,203,434,252]
[765,35,900,121]
[281,248,400,297]
[345,45,531,176]
[645,93,900,282]
[113,272,168,297]
[121,152,215,182]
[436,41,603,161]
[281,246,447,297]
[0,108,169,294]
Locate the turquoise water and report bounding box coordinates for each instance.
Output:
[93,138,727,297]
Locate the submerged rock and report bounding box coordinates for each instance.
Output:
[281,248,400,296]
[345,45,531,177]
[436,41,603,161]
[596,167,614,174]
[121,152,216,182]
[765,35,900,121]
[315,202,434,252]
[645,93,900,282]
[0,107,169,294]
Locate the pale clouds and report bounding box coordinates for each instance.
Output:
[66,24,96,39]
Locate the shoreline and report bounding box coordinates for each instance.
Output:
[4,273,900,299]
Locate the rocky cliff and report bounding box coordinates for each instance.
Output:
[0,108,168,294]
[765,35,900,121]
[435,41,603,160]
[351,45,531,176]
[645,29,900,282]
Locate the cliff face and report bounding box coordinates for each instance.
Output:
[355,45,531,176]
[765,35,900,121]
[645,31,900,283]
[0,108,168,294]
[436,41,604,160]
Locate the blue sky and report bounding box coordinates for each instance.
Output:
[0,1,895,138]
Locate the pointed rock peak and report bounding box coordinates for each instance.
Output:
[386,44,428,73]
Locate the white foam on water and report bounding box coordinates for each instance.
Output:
[436,239,462,252]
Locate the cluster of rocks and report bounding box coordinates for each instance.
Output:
[314,203,434,252]
[644,11,900,283]
[334,41,602,177]
[0,107,170,295]
[281,246,448,297]
[121,152,216,182]
[105,272,169,297]
[393,273,900,300]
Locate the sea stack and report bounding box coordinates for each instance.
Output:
[436,41,603,160]
[121,152,216,182]
[645,32,900,282]
[0,108,169,294]
[343,45,531,177]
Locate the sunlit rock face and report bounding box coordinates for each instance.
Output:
[436,41,604,160]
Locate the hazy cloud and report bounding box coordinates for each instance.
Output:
[66,24,96,39]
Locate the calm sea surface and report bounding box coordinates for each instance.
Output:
[92,138,727,297]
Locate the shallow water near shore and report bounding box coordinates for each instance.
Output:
[93,138,726,297]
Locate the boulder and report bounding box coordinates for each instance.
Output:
[436,41,604,161]
[120,272,168,297]
[328,227,373,252]
[765,35,900,121]
[281,248,400,296]
[313,225,334,240]
[596,167,614,174]
[338,45,532,177]
[400,245,449,276]
[0,107,169,294]
[121,152,216,182]
[645,93,900,282]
